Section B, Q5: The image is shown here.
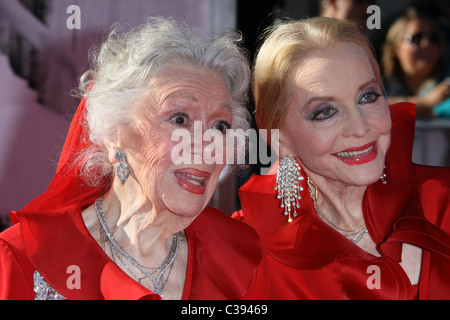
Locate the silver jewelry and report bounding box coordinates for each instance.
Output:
[115,149,130,184]
[274,156,304,223]
[380,165,387,184]
[33,270,66,300]
[307,178,368,244]
[348,227,368,243]
[94,197,179,299]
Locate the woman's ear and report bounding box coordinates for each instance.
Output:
[264,129,293,158]
[104,140,119,164]
[104,127,127,164]
[277,130,294,157]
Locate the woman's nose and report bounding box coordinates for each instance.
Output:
[190,120,224,164]
[191,121,205,162]
[418,38,430,49]
[342,109,370,138]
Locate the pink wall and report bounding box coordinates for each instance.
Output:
[0,54,70,227]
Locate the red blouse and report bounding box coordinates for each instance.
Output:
[0,95,267,300]
[234,102,450,299]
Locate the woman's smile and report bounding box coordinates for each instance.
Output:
[332,141,378,165]
[174,168,211,194]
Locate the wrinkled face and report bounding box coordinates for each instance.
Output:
[396,18,441,81]
[121,64,232,217]
[280,42,391,188]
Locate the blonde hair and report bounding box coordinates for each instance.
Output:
[381,7,445,84]
[253,17,383,134]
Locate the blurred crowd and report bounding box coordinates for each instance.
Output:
[320,0,450,118]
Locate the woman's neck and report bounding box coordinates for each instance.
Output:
[305,173,382,257]
[81,179,191,299]
[307,175,367,231]
[101,180,191,258]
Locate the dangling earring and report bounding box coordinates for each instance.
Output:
[274,156,304,223]
[115,149,130,185]
[380,165,387,184]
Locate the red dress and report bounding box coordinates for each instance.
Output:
[0,97,267,300]
[1,205,265,300]
[234,102,450,299]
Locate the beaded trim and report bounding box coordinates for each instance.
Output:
[33,270,66,300]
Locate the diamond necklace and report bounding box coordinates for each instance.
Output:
[307,178,368,244]
[94,197,179,298]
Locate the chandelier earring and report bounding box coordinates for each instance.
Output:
[115,149,131,185]
[274,156,304,223]
[380,165,387,184]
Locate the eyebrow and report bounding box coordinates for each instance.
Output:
[165,91,198,102]
[165,91,232,111]
[303,79,379,107]
[357,79,379,91]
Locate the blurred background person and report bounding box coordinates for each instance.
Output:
[381,6,450,118]
[318,0,377,29]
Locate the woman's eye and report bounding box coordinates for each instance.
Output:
[359,91,381,104]
[169,112,189,126]
[213,121,231,134]
[312,106,337,121]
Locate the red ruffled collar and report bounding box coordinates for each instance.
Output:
[13,204,262,300]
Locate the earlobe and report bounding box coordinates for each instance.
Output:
[278,144,292,158]
[105,127,125,164]
[104,140,119,164]
[277,131,294,158]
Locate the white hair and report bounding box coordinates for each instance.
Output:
[74,17,251,186]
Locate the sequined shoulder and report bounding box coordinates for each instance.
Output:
[33,270,66,300]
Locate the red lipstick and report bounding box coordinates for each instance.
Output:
[174,168,211,194]
[332,141,377,165]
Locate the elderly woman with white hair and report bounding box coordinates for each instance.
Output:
[0,17,266,300]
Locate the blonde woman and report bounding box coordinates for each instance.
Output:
[382,7,450,117]
[234,17,450,299]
